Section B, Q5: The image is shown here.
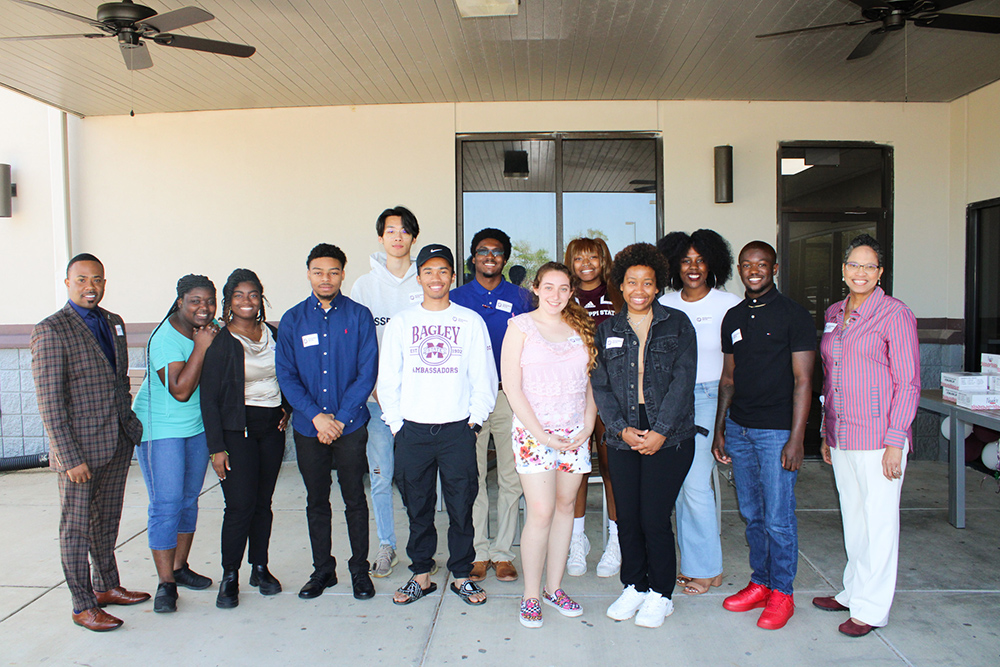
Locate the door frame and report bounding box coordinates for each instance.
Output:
[964,196,1000,371]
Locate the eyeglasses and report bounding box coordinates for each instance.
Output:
[475,248,505,258]
[844,262,880,274]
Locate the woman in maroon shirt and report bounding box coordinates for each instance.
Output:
[563,237,624,578]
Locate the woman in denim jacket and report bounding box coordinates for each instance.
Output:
[590,243,698,629]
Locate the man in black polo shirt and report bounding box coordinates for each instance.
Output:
[712,241,815,631]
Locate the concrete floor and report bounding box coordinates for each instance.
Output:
[0,460,998,667]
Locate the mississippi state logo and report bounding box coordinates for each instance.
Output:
[419,335,453,365]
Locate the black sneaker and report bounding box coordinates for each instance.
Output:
[173,564,213,590]
[154,582,178,613]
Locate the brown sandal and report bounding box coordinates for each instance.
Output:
[682,574,724,596]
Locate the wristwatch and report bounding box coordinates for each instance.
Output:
[471,423,483,435]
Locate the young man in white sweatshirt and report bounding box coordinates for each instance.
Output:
[350,206,421,578]
[378,244,498,607]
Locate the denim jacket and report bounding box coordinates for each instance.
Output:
[591,301,698,450]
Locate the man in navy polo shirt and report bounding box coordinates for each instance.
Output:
[276,243,379,601]
[450,228,531,583]
[712,241,815,631]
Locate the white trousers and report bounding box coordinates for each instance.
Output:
[830,445,907,627]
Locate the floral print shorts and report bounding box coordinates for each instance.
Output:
[512,422,592,475]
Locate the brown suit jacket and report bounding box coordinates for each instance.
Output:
[30,303,143,472]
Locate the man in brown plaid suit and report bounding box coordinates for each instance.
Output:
[31,254,149,632]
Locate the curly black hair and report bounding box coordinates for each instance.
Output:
[843,233,883,266]
[470,227,512,261]
[307,243,347,269]
[611,243,671,292]
[222,268,268,324]
[657,229,734,291]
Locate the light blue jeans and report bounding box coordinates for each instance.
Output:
[135,433,209,550]
[675,381,723,579]
[724,418,799,596]
[367,400,396,548]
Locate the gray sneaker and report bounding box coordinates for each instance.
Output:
[371,545,398,578]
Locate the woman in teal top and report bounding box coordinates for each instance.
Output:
[134,274,219,613]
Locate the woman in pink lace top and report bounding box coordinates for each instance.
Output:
[500,262,598,629]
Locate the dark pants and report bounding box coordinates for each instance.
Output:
[606,405,694,598]
[395,419,478,578]
[58,428,133,612]
[294,426,370,575]
[219,406,285,571]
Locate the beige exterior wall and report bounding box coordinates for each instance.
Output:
[3,88,999,325]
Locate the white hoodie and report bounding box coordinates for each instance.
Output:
[350,252,423,348]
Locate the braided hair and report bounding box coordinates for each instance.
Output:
[166,274,216,319]
[221,268,266,324]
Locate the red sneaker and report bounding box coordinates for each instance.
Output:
[722,582,771,612]
[757,590,795,630]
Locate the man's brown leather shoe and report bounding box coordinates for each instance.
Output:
[493,560,518,582]
[469,560,491,582]
[72,607,123,632]
[96,586,151,607]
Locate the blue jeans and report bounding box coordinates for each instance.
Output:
[367,401,396,548]
[675,381,723,579]
[724,418,798,595]
[135,433,209,551]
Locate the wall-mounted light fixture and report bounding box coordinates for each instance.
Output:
[503,150,529,180]
[455,0,518,18]
[0,164,16,218]
[714,146,733,204]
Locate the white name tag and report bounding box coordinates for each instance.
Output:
[607,337,624,349]
[409,291,423,303]
[301,333,319,347]
[731,329,743,345]
[824,322,837,333]
[694,315,713,325]
[496,299,513,313]
[115,324,124,336]
[568,334,582,345]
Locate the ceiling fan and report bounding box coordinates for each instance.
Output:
[0,0,255,70]
[756,0,1000,61]
[630,179,656,193]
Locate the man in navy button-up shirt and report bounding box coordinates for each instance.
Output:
[276,243,378,601]
[450,227,531,583]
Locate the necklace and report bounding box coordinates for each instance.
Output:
[627,310,651,328]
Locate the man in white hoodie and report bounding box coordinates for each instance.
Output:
[350,206,422,578]
[379,244,498,607]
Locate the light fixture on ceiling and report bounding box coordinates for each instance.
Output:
[503,150,529,180]
[780,158,812,177]
[455,0,519,18]
[0,164,16,218]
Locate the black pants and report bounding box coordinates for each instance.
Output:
[294,426,370,575]
[606,405,694,598]
[219,406,285,571]
[395,419,478,578]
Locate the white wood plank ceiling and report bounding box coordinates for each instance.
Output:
[2,0,1000,117]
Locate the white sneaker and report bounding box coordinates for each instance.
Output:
[595,535,621,578]
[566,532,590,576]
[606,585,648,621]
[635,592,673,628]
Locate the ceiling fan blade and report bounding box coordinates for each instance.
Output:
[9,0,105,29]
[152,33,255,58]
[757,19,875,39]
[914,13,1000,33]
[120,42,153,70]
[0,33,107,41]
[847,28,888,60]
[926,1,976,10]
[140,7,214,34]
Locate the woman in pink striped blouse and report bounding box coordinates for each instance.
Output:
[815,234,921,638]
